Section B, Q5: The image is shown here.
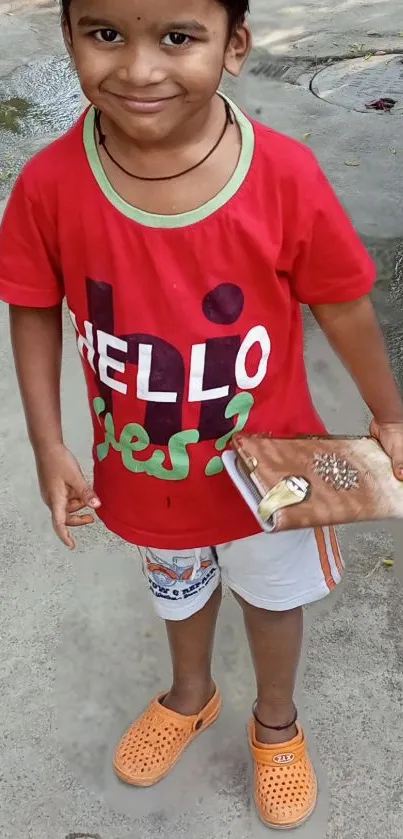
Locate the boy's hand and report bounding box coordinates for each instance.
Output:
[36,444,101,549]
[370,420,403,481]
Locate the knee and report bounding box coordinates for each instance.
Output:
[232,590,302,620]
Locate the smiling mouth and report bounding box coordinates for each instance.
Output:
[110,93,178,112]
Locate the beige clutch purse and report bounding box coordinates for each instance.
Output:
[222,433,403,533]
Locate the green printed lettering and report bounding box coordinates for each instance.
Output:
[119,425,198,479]
[93,398,199,480]
[93,393,254,482]
[145,430,200,480]
[205,392,254,476]
[205,456,224,477]
[120,423,151,473]
[93,398,120,461]
[93,396,106,418]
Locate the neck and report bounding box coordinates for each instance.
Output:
[99,95,224,158]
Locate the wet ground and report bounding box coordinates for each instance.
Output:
[0,56,81,195]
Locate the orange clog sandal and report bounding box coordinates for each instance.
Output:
[114,687,222,787]
[249,718,318,830]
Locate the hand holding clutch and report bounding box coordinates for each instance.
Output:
[223,434,403,533]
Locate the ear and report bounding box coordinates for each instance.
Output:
[224,22,251,77]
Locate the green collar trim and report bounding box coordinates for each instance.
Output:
[82,95,255,229]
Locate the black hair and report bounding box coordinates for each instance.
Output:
[61,0,249,28]
[220,0,250,27]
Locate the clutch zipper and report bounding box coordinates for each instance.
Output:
[236,458,267,504]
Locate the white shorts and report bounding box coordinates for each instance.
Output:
[138,527,343,621]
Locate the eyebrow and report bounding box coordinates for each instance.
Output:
[77,16,118,27]
[77,16,208,33]
[163,20,208,33]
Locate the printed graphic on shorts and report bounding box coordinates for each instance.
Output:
[144,549,217,603]
[70,278,272,481]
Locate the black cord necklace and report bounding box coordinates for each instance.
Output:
[94,100,234,183]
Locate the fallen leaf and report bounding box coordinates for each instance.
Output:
[345,160,361,167]
[366,556,395,578]
[302,131,312,141]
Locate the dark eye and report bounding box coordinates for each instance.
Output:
[162,32,191,47]
[93,28,124,44]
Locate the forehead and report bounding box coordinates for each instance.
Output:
[69,0,227,27]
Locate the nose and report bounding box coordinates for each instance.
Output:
[116,44,167,88]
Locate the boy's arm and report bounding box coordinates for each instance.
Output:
[0,170,101,548]
[9,305,100,547]
[287,153,403,474]
[10,304,64,452]
[312,296,403,477]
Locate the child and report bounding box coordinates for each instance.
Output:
[1,0,403,829]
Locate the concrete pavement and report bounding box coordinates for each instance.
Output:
[251,0,403,57]
[1,2,403,838]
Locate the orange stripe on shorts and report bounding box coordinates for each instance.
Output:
[329,527,344,576]
[314,527,336,591]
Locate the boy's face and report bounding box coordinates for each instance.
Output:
[64,0,250,142]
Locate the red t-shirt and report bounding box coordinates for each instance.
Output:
[0,100,375,549]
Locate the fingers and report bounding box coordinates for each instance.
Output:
[392,454,403,481]
[67,497,92,514]
[75,480,101,510]
[385,432,403,481]
[51,488,75,550]
[370,421,403,481]
[383,437,403,481]
[66,513,95,527]
[51,494,97,549]
[66,497,96,526]
[41,450,101,549]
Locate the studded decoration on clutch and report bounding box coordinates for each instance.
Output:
[313,453,359,491]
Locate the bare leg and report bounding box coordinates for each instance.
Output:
[235,594,303,745]
[162,585,222,716]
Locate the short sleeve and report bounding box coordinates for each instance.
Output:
[0,170,64,307]
[290,163,376,305]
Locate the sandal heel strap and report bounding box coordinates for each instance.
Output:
[192,690,222,732]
